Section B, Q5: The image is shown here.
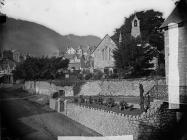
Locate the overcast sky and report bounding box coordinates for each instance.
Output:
[2,0,175,38]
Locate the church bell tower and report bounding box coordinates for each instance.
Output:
[131,15,141,38]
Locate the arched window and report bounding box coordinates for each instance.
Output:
[109,48,111,60]
[134,20,137,27]
[102,49,104,60]
[105,46,108,60]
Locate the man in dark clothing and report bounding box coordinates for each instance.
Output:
[139,83,145,112]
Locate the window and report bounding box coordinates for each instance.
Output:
[102,49,104,60]
[109,48,111,60]
[105,46,108,60]
[134,20,137,27]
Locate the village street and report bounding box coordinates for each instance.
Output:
[0,87,101,140]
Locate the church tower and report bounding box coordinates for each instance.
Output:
[131,15,141,38]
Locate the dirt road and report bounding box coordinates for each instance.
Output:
[0,87,101,140]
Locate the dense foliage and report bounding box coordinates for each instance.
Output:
[13,56,69,80]
[112,10,165,77]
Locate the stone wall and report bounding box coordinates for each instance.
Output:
[24,78,165,97]
[79,78,165,96]
[61,101,176,139]
[24,81,74,96]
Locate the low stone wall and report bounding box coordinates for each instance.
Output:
[62,101,176,139]
[79,78,166,96]
[24,81,74,96]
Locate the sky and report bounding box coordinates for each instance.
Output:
[1,0,175,38]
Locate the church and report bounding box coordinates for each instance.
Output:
[91,15,142,74]
[63,15,157,75]
[91,34,117,74]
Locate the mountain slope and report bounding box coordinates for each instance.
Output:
[0,17,101,57]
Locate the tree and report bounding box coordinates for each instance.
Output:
[13,56,69,80]
[113,37,154,77]
[112,10,165,77]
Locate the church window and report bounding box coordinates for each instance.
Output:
[109,48,111,60]
[102,49,104,60]
[134,20,137,27]
[105,46,108,60]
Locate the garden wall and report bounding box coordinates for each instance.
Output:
[24,81,73,96]
[62,101,176,140]
[24,78,166,97]
[79,78,166,96]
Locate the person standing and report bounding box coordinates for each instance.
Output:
[139,83,145,112]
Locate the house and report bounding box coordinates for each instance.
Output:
[63,46,95,71]
[64,53,81,71]
[12,50,21,63]
[160,0,187,109]
[91,34,117,74]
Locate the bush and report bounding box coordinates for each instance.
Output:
[74,97,78,103]
[88,96,93,104]
[52,92,59,99]
[78,95,85,103]
[84,73,93,80]
[129,104,134,111]
[119,100,128,110]
[108,73,118,79]
[94,97,98,103]
[106,98,115,108]
[77,73,84,80]
[98,96,104,105]
[80,97,85,103]
[93,69,104,80]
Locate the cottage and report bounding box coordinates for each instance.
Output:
[160,0,187,109]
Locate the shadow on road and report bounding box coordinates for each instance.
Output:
[0,87,56,140]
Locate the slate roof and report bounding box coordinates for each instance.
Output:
[91,34,116,54]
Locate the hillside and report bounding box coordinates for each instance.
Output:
[0,17,101,57]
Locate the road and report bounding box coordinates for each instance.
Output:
[0,87,101,140]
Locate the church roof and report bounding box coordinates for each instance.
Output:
[132,15,139,22]
[91,34,116,54]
